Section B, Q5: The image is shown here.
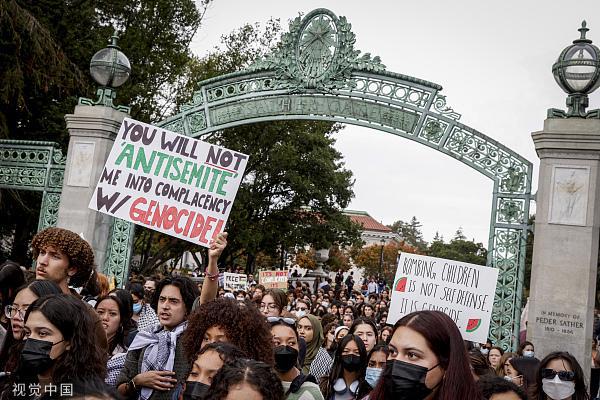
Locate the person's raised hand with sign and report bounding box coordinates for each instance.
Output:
[199,232,228,305]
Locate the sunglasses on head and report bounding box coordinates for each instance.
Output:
[267,316,296,327]
[541,369,575,381]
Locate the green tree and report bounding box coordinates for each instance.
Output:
[389,216,427,250]
[352,241,421,284]
[0,0,211,264]
[427,231,487,266]
[132,21,361,274]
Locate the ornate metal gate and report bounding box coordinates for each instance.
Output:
[157,8,533,350]
[0,140,66,230]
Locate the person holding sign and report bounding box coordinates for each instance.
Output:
[116,233,226,400]
[368,310,481,400]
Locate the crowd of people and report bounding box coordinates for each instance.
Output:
[0,226,594,400]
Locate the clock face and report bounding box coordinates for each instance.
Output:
[296,13,339,81]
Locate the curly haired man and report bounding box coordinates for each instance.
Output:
[30,227,107,351]
[31,227,96,294]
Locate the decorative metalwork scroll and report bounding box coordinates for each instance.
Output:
[157,8,533,350]
[0,140,66,231]
[105,218,135,288]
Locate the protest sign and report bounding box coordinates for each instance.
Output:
[259,270,288,290]
[387,253,499,343]
[223,273,248,292]
[89,118,248,247]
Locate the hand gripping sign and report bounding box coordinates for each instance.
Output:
[387,253,499,343]
[89,118,248,247]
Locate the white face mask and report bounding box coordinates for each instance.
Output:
[480,348,489,356]
[523,350,535,358]
[295,310,306,318]
[542,375,576,400]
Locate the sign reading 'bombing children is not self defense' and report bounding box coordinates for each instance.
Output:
[387,253,499,343]
[88,118,248,247]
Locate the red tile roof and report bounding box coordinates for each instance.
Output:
[344,211,392,233]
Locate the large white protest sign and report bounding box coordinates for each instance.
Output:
[223,273,248,292]
[89,118,248,247]
[387,253,499,343]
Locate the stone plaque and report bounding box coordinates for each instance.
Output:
[67,141,95,187]
[548,166,590,226]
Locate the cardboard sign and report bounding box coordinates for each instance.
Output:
[89,118,248,247]
[259,270,288,290]
[223,273,248,292]
[387,253,499,343]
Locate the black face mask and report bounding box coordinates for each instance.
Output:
[341,354,363,372]
[274,345,299,373]
[384,359,439,400]
[20,338,64,375]
[183,381,210,400]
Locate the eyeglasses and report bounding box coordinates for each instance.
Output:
[541,369,576,381]
[260,303,278,311]
[5,305,27,319]
[267,316,296,326]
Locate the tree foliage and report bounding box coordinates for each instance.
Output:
[427,229,487,266]
[389,216,427,251]
[0,0,211,265]
[352,241,421,283]
[132,21,361,274]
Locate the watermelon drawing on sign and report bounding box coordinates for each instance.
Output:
[466,318,482,333]
[394,277,407,292]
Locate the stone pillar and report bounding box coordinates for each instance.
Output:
[57,105,128,270]
[529,118,600,374]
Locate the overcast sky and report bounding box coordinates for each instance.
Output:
[189,0,600,245]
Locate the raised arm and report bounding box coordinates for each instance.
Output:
[199,232,227,305]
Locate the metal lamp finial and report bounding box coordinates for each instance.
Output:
[79,29,131,113]
[575,20,591,44]
[548,21,600,118]
[109,30,120,49]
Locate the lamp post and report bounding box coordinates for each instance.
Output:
[379,238,385,277]
[79,31,131,113]
[549,21,600,118]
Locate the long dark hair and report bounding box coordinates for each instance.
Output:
[509,356,539,397]
[369,310,480,400]
[0,280,62,372]
[535,352,589,400]
[95,292,135,354]
[357,343,389,398]
[517,340,534,356]
[319,333,368,399]
[0,261,25,307]
[204,358,284,400]
[23,294,106,383]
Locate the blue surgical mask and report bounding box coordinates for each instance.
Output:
[132,303,142,314]
[365,367,382,387]
[523,350,535,358]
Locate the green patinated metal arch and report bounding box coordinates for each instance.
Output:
[157,8,533,350]
[0,140,66,231]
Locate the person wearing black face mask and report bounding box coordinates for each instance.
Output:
[368,310,481,400]
[182,342,247,400]
[269,317,324,400]
[319,334,367,400]
[4,294,107,400]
